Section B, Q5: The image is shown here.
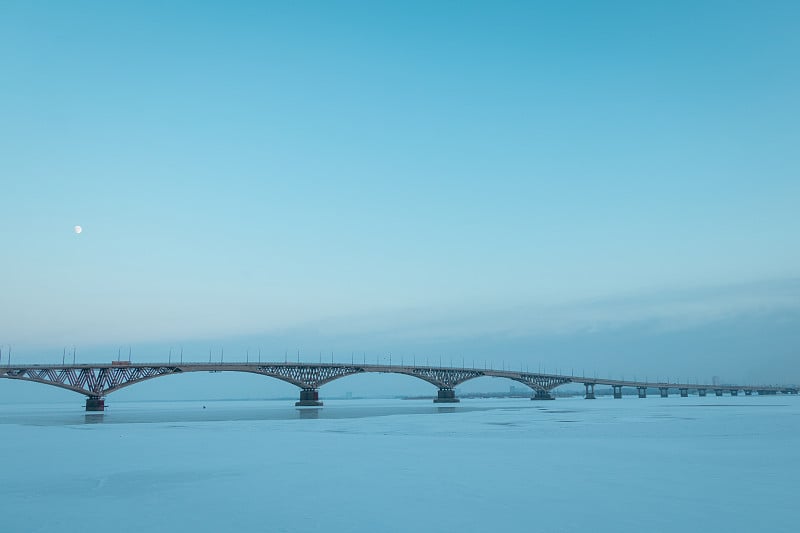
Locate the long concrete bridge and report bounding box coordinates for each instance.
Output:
[1,362,797,410]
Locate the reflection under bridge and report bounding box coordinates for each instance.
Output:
[1,362,797,411]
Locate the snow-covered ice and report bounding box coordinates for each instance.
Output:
[1,396,797,532]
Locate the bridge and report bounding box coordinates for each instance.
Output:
[1,362,797,410]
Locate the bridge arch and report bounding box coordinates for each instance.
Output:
[1,366,183,398]
[452,374,533,394]
[357,366,486,389]
[0,366,313,399]
[106,367,300,400]
[304,367,448,397]
[0,373,95,397]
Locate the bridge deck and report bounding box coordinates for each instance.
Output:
[1,362,795,398]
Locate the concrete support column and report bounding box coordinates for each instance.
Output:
[85,396,105,412]
[434,388,459,403]
[637,387,647,398]
[730,389,738,396]
[680,388,688,398]
[715,389,724,397]
[584,383,596,400]
[698,389,707,397]
[744,390,753,396]
[613,385,623,399]
[660,387,669,398]
[296,388,323,407]
[531,390,554,400]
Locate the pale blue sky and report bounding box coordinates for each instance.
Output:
[1,1,799,392]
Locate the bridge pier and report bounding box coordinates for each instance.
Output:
[730,389,738,396]
[680,388,688,398]
[659,387,669,398]
[296,388,323,407]
[584,383,596,399]
[698,389,707,397]
[434,388,459,403]
[612,385,623,399]
[531,390,555,400]
[637,387,647,398]
[85,396,105,412]
[744,390,752,396]
[715,389,724,397]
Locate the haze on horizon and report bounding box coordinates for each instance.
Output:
[1,1,799,398]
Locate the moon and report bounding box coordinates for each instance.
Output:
[74,225,82,234]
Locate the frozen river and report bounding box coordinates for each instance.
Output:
[1,396,797,532]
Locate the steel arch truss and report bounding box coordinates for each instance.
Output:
[255,364,365,389]
[1,366,182,396]
[406,368,485,388]
[510,374,573,393]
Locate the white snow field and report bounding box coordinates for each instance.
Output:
[0,396,797,533]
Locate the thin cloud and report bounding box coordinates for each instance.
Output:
[303,277,800,341]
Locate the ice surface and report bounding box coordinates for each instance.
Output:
[0,396,797,532]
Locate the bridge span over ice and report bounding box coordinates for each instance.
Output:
[1,362,797,411]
